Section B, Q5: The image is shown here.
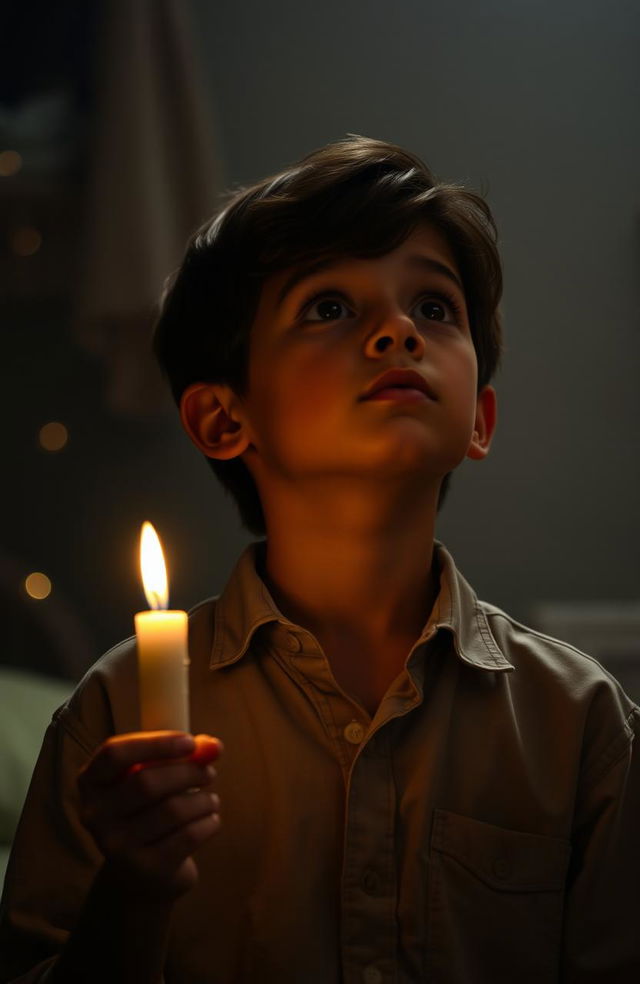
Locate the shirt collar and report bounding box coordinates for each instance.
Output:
[429,541,514,672]
[209,539,513,673]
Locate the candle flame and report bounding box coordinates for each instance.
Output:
[140,522,169,610]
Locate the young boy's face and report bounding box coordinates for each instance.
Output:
[213,221,494,500]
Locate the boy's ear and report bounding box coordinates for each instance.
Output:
[180,382,252,461]
[466,384,497,461]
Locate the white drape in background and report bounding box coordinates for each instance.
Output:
[76,0,221,416]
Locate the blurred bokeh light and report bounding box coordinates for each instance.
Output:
[24,572,52,600]
[0,150,23,177]
[38,421,68,452]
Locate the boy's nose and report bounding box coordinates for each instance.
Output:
[367,316,425,355]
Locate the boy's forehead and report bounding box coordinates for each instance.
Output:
[261,221,462,313]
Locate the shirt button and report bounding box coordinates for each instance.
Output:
[362,869,381,895]
[286,631,302,652]
[362,966,382,984]
[344,721,365,744]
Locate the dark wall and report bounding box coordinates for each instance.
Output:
[3,0,639,680]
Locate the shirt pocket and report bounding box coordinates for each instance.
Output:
[426,809,571,984]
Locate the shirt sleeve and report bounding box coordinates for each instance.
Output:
[0,704,103,984]
[561,705,640,982]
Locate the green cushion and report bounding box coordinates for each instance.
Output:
[0,845,9,891]
[0,667,72,849]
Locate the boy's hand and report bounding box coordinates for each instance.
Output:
[77,731,223,902]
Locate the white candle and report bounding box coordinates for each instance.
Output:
[136,522,190,732]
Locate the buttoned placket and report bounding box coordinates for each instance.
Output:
[269,621,435,984]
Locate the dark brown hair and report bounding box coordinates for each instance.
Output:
[153,134,503,536]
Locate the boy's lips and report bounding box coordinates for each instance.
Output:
[359,368,436,401]
[364,387,430,403]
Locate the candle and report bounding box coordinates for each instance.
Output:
[135,521,190,732]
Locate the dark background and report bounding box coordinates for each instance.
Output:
[2,1,639,692]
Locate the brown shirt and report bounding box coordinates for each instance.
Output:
[1,539,639,983]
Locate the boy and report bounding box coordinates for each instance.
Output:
[1,135,638,983]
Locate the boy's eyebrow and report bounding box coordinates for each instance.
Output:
[404,255,465,293]
[277,254,465,308]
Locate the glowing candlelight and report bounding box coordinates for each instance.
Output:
[135,522,190,731]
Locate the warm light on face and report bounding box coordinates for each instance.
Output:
[140,522,168,610]
[25,572,52,600]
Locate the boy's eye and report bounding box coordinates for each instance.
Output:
[303,294,353,322]
[415,296,461,322]
[301,290,463,325]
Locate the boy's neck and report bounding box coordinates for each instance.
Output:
[258,495,439,656]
